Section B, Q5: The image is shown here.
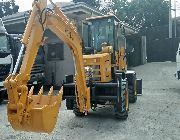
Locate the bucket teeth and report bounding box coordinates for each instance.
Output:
[38,86,43,95]
[28,86,34,103]
[37,86,43,104]
[7,85,64,133]
[58,86,63,95]
[29,86,34,96]
[48,86,54,96]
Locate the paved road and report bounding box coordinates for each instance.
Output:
[0,62,180,140]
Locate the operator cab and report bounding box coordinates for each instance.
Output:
[83,15,126,63]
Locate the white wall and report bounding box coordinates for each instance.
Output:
[44,30,75,86]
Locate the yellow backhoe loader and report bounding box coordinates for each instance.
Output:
[4,0,142,133]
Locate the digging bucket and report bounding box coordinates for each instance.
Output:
[7,87,63,133]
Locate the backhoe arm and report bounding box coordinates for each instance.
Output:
[4,0,90,133]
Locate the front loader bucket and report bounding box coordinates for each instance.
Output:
[7,87,63,133]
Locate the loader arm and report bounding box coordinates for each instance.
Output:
[4,0,90,133]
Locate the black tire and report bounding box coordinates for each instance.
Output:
[0,90,4,104]
[114,78,129,120]
[127,73,137,103]
[66,99,74,110]
[129,85,137,103]
[73,102,85,117]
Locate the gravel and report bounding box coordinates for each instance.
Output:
[0,62,180,140]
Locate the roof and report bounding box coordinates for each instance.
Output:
[55,2,102,15]
[2,2,103,33]
[55,2,103,17]
[2,11,30,24]
[86,15,120,22]
[2,2,103,24]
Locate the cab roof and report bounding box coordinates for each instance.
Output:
[86,15,120,22]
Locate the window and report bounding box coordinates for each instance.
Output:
[47,43,64,61]
[0,34,8,51]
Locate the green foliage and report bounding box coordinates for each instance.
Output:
[112,0,169,29]
[112,0,130,22]
[72,0,169,29]
[0,0,19,18]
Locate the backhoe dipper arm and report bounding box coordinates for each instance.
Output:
[4,0,90,133]
[46,4,90,112]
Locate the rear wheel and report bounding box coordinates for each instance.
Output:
[127,73,137,103]
[114,76,129,120]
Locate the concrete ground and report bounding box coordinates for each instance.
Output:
[0,62,180,140]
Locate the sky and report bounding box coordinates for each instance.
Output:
[15,0,180,17]
[16,0,71,12]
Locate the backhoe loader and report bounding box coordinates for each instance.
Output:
[3,0,141,133]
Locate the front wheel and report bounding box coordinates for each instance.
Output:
[114,75,129,120]
[127,73,137,103]
[128,84,137,103]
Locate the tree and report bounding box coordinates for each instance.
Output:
[73,0,169,30]
[72,0,114,14]
[112,0,130,22]
[112,0,169,29]
[0,0,19,18]
[129,0,169,28]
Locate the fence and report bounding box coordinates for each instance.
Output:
[126,34,142,67]
[146,37,180,62]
